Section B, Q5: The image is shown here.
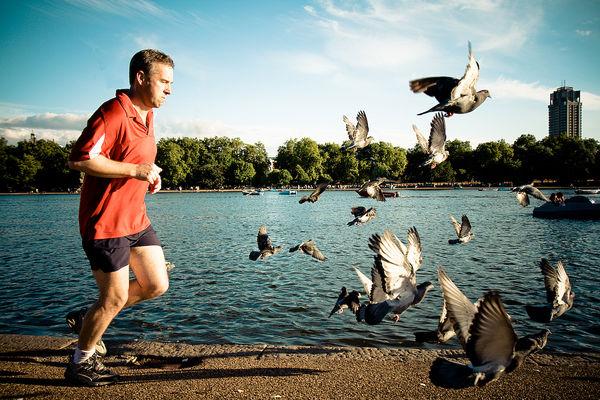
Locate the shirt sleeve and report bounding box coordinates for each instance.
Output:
[69,109,116,162]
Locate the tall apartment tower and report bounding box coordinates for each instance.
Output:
[548,85,582,138]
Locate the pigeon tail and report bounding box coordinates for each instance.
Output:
[364,302,394,325]
[249,251,261,261]
[448,238,460,245]
[289,244,301,253]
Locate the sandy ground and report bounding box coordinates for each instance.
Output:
[0,334,599,400]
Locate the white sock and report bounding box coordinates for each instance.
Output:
[73,346,95,364]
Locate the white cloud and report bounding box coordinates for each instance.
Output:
[576,29,592,36]
[65,0,165,18]
[0,127,81,145]
[486,77,600,110]
[0,113,88,130]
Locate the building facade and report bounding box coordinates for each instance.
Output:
[548,86,582,138]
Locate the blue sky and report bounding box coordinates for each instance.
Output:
[1,0,599,155]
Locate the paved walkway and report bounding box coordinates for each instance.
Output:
[1,334,599,399]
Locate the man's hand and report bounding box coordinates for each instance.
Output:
[149,175,161,194]
[135,163,162,184]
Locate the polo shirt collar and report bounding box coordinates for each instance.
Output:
[116,89,154,128]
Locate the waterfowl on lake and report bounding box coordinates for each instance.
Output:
[448,214,473,244]
[249,225,282,261]
[299,182,329,204]
[347,206,376,226]
[289,239,327,261]
[412,112,449,169]
[328,286,361,317]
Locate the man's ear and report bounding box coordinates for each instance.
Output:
[135,70,146,86]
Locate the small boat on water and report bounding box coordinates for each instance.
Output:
[533,196,600,219]
[278,190,297,195]
[575,188,600,195]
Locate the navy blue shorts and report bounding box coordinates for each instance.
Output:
[82,225,162,273]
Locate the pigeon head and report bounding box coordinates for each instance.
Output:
[479,89,491,99]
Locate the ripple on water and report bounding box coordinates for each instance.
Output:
[0,190,598,352]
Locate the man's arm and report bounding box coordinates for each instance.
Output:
[68,155,161,185]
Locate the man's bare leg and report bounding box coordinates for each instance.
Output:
[77,245,168,351]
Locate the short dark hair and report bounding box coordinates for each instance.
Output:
[129,49,174,85]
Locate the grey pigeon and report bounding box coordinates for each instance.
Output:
[342,110,373,151]
[414,298,456,343]
[448,214,473,244]
[355,230,433,324]
[347,206,376,226]
[249,225,282,261]
[413,113,449,169]
[299,182,329,204]
[437,267,551,386]
[353,226,423,295]
[289,239,327,261]
[410,41,491,117]
[526,258,574,323]
[512,184,550,207]
[356,179,386,202]
[329,286,361,317]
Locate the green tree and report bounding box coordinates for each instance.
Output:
[473,140,519,184]
[156,139,189,187]
[228,159,256,186]
[268,168,292,187]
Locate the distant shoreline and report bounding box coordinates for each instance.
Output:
[0,185,577,196]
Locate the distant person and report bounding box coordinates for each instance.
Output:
[65,49,174,386]
[550,193,557,204]
[556,192,565,205]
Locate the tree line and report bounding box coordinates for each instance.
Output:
[0,133,599,192]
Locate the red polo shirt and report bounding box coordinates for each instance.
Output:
[70,90,157,240]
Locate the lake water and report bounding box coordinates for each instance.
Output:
[0,190,599,354]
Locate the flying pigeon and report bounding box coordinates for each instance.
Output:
[342,110,373,151]
[249,225,282,261]
[413,112,449,169]
[437,267,550,386]
[289,239,327,261]
[356,230,433,324]
[299,182,329,204]
[414,298,456,343]
[329,286,361,317]
[347,206,376,226]
[512,184,550,207]
[410,41,491,117]
[353,226,423,295]
[525,258,574,323]
[448,214,473,244]
[356,179,386,202]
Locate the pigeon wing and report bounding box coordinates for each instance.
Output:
[406,226,423,272]
[516,192,530,207]
[555,261,572,306]
[343,115,357,141]
[459,215,472,238]
[351,206,367,217]
[412,124,429,153]
[438,267,477,349]
[355,110,369,142]
[528,186,550,202]
[369,230,413,297]
[450,215,461,237]
[451,41,479,100]
[354,267,373,296]
[311,182,329,199]
[257,226,272,251]
[305,240,327,261]
[428,113,447,154]
[466,292,517,369]
[370,260,390,303]
[409,76,459,103]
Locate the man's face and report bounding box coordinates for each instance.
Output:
[140,63,173,109]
